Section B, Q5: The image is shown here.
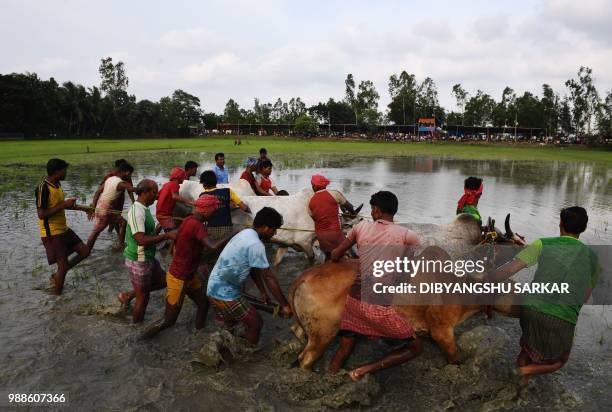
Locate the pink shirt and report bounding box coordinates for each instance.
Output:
[347,219,420,302]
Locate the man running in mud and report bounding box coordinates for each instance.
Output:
[142,195,238,339]
[456,176,483,224]
[36,158,91,295]
[184,160,199,180]
[330,191,422,381]
[488,206,600,386]
[87,161,135,250]
[207,207,292,345]
[308,174,356,260]
[156,167,194,233]
[120,179,176,323]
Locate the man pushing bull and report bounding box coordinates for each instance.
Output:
[207,207,292,345]
[330,191,423,381]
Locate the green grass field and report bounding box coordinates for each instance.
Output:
[0,136,611,166]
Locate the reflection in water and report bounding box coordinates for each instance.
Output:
[0,152,610,410]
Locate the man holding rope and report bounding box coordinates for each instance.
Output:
[36,158,91,295]
[207,207,292,345]
[156,167,195,233]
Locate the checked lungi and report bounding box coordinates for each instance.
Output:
[340,295,415,340]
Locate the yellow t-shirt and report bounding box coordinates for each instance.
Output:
[36,179,67,237]
[203,187,242,206]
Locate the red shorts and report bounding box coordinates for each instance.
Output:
[41,229,83,265]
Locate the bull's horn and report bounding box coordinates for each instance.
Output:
[504,214,514,237]
[354,204,363,214]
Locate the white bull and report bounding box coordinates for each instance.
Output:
[179,180,316,265]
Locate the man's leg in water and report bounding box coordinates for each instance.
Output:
[243,310,263,345]
[329,334,357,373]
[132,287,150,323]
[188,287,210,330]
[518,352,568,385]
[348,337,423,381]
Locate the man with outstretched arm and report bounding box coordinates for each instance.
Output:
[142,195,238,339]
[487,206,600,386]
[119,179,176,323]
[36,158,91,295]
[329,191,422,381]
[207,207,292,345]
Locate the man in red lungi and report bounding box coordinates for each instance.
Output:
[308,174,356,260]
[330,191,422,381]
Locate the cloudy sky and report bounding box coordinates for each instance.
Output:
[2,0,611,113]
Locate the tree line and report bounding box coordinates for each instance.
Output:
[1,57,610,140]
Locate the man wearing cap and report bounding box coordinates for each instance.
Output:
[456,176,483,224]
[119,179,176,323]
[86,161,135,250]
[308,174,356,260]
[207,207,292,345]
[36,158,91,295]
[142,195,238,339]
[156,167,195,232]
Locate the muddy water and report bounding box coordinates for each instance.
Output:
[0,151,611,411]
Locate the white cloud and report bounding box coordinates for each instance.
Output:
[157,27,228,53]
[179,52,243,84]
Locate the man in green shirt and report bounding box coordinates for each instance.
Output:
[489,206,600,386]
[119,179,176,323]
[456,176,483,223]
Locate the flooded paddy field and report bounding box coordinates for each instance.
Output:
[0,151,611,411]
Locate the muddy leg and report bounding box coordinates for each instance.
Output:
[349,337,423,381]
[328,335,356,373]
[431,325,459,364]
[142,301,182,339]
[243,311,263,345]
[132,288,150,323]
[187,287,209,330]
[518,353,568,384]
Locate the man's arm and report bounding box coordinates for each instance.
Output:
[37,197,76,219]
[117,181,136,193]
[250,268,270,303]
[258,268,292,317]
[487,259,527,281]
[229,190,250,212]
[330,237,357,262]
[133,231,174,246]
[171,190,195,206]
[90,184,104,208]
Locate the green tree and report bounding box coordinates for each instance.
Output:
[451,84,468,122]
[344,74,357,124]
[223,98,243,123]
[541,84,559,135]
[388,71,418,124]
[464,90,496,126]
[356,80,380,125]
[294,113,318,134]
[308,98,354,124]
[171,89,203,128]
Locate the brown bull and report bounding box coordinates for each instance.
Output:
[289,246,519,369]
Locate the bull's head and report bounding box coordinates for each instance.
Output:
[483,214,526,246]
[478,213,527,270]
[340,203,363,233]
